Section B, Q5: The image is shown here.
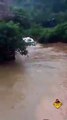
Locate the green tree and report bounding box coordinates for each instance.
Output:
[38,22,67,43]
[0,21,27,62]
[11,8,31,29]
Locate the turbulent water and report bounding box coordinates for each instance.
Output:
[0,43,67,120]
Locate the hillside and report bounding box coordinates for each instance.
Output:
[10,0,67,26]
[0,0,67,25]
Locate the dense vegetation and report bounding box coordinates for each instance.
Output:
[9,6,67,44]
[0,21,27,62]
[10,0,67,27]
[23,22,67,43]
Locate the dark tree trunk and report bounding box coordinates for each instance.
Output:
[0,47,15,62]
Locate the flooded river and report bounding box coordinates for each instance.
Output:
[0,43,67,120]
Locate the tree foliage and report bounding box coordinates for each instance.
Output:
[24,23,67,43]
[0,21,27,61]
[12,0,67,27]
[11,8,31,29]
[39,23,67,43]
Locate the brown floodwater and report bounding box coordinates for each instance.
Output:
[0,43,67,120]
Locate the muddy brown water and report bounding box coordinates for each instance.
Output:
[0,43,67,120]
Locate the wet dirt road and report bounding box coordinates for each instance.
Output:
[0,43,67,120]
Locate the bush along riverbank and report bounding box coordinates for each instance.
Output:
[0,21,27,62]
[24,22,67,44]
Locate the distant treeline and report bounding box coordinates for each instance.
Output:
[10,0,67,27]
[24,22,67,43]
[5,7,67,44]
